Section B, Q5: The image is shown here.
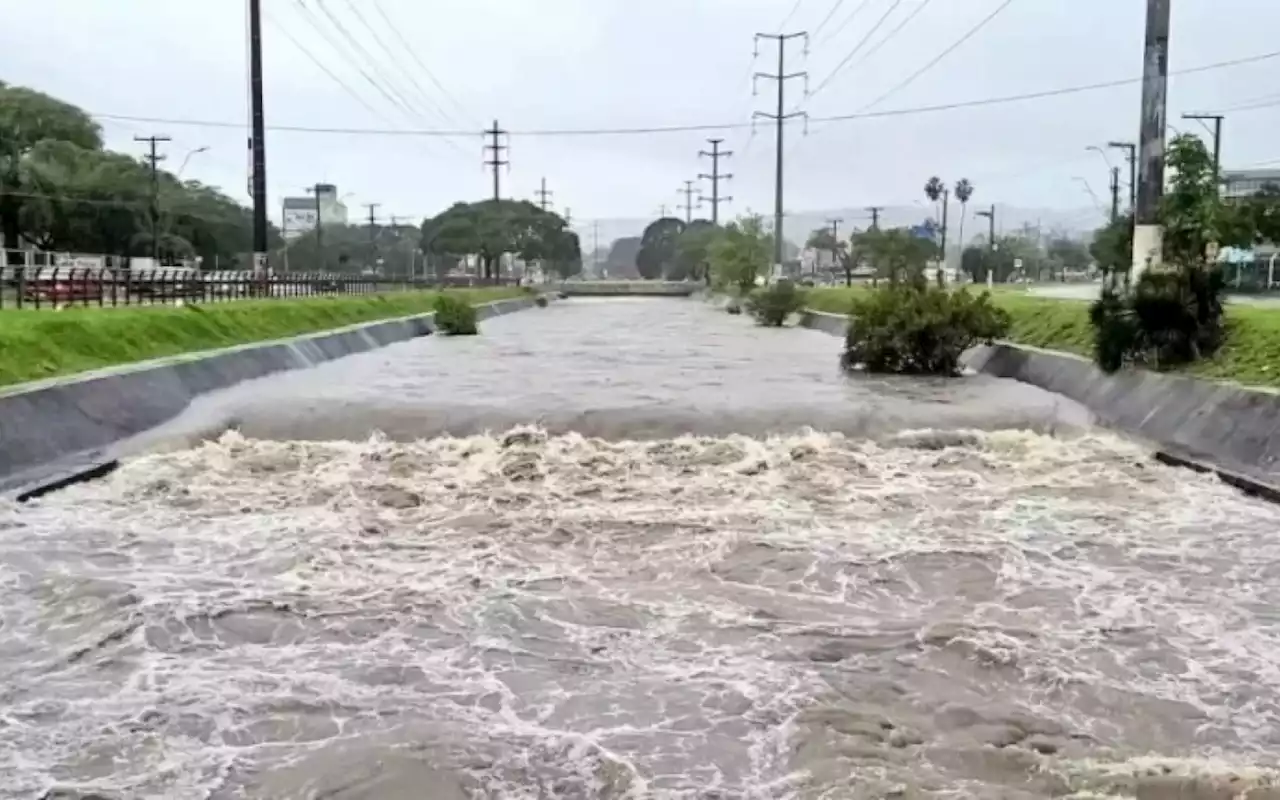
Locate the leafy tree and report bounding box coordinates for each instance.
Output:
[1045,236,1091,278]
[1089,214,1134,281]
[0,83,103,249]
[709,215,772,293]
[604,236,642,278]
[284,222,421,275]
[851,227,936,286]
[421,199,565,281]
[636,216,685,279]
[1161,134,1252,267]
[671,220,720,282]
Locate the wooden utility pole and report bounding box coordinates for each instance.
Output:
[484,120,508,202]
[364,202,380,271]
[134,134,171,264]
[866,206,883,230]
[698,138,733,224]
[753,31,809,271]
[1132,0,1171,279]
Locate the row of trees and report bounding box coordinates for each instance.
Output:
[420,199,581,281]
[1,82,271,267]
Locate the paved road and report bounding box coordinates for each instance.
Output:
[3,298,1279,799]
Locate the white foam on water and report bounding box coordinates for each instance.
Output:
[2,426,1279,798]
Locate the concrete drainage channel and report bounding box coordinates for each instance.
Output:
[798,308,1280,503]
[0,295,545,501]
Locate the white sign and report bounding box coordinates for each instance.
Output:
[1013,258,1023,269]
[283,208,318,238]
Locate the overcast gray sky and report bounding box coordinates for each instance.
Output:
[5,0,1279,231]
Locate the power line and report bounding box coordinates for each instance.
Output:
[807,0,904,102]
[265,7,395,122]
[839,0,937,78]
[816,0,875,46]
[369,0,478,127]
[87,48,1280,139]
[777,0,807,33]
[810,0,850,41]
[860,0,1018,111]
[338,0,454,126]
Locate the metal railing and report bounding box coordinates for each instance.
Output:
[0,267,511,311]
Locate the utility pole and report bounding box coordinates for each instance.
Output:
[247,0,269,277]
[753,31,809,272]
[306,182,328,269]
[1109,166,1121,223]
[656,204,670,218]
[134,134,171,264]
[536,177,553,211]
[976,204,997,285]
[1132,0,1172,279]
[564,208,572,228]
[1108,141,1138,212]
[1182,112,1225,181]
[365,203,380,272]
[866,206,883,230]
[698,138,734,224]
[484,120,508,202]
[679,180,701,223]
[825,217,842,277]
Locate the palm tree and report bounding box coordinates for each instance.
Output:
[924,176,948,285]
[954,179,974,277]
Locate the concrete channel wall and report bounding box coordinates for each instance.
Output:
[0,296,540,498]
[558,280,697,297]
[798,308,1280,496]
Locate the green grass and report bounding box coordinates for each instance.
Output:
[0,288,525,389]
[806,285,1280,390]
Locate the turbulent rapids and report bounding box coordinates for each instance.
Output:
[2,300,1280,799]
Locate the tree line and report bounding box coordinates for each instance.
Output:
[0,82,273,268]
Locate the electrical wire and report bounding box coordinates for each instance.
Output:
[338,0,452,125]
[807,0,904,102]
[370,0,479,128]
[777,0,807,33]
[88,48,1280,138]
[816,0,875,47]
[810,0,850,41]
[860,0,1017,111]
[265,7,388,122]
[841,0,936,78]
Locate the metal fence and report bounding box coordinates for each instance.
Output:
[0,267,511,311]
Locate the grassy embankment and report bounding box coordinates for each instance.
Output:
[805,286,1280,389]
[0,288,526,389]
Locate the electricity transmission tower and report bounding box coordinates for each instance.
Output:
[484,120,509,201]
[698,138,733,224]
[753,31,809,270]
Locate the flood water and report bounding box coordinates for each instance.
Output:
[3,298,1280,799]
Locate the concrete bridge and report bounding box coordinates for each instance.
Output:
[555,280,698,297]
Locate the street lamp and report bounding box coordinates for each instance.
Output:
[176,146,209,178]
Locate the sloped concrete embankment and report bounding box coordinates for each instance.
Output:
[0,296,539,497]
[798,308,1280,497]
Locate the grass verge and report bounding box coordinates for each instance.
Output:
[807,286,1280,389]
[0,288,526,389]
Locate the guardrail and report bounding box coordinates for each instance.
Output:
[0,268,513,311]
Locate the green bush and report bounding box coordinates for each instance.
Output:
[843,284,1010,375]
[433,293,479,335]
[535,295,549,308]
[746,280,807,327]
[1089,267,1225,372]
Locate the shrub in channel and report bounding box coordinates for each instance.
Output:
[842,282,1009,375]
[746,280,807,327]
[433,293,479,335]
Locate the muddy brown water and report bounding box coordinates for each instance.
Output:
[2,298,1279,799]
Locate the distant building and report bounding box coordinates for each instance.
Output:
[281,184,348,240]
[1222,168,1280,200]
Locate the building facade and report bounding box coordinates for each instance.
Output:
[1222,168,1280,200]
[281,184,349,240]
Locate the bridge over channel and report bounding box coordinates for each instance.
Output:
[554,280,698,297]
